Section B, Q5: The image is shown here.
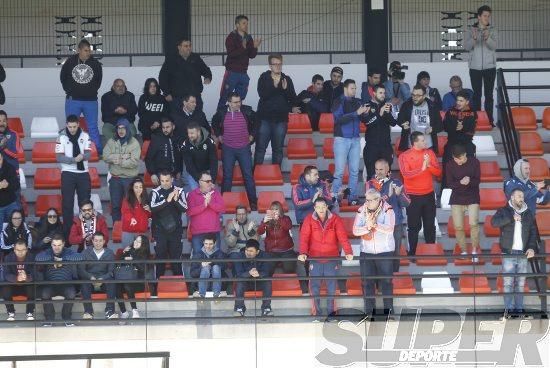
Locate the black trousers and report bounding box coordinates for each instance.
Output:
[406,192,436,256]
[41,284,76,321]
[61,171,91,238]
[363,143,394,180]
[154,229,183,279]
[2,285,35,314]
[469,68,496,122]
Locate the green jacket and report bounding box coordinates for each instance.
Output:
[103,136,141,178]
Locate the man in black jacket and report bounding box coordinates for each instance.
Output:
[173,94,210,139]
[0,151,20,225]
[321,66,344,110]
[60,39,103,154]
[100,78,138,140]
[295,74,328,131]
[397,84,443,155]
[181,122,218,191]
[363,84,397,179]
[159,38,212,113]
[150,170,188,279]
[145,117,183,187]
[491,188,537,319]
[2,240,35,321]
[212,92,258,210]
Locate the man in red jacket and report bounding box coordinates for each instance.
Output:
[298,197,353,318]
[69,199,109,252]
[398,131,442,256]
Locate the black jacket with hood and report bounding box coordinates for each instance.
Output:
[491,201,538,254]
[181,127,218,182]
[60,54,102,101]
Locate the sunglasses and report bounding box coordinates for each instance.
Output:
[48,215,58,218]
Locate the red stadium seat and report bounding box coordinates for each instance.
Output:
[520,132,543,156]
[287,114,312,134]
[217,165,244,186]
[346,272,362,296]
[272,274,302,297]
[393,272,416,295]
[141,140,150,160]
[399,246,410,266]
[527,157,550,182]
[222,192,250,214]
[34,168,61,189]
[496,274,529,293]
[16,145,25,164]
[157,276,189,298]
[452,244,485,266]
[480,161,503,182]
[323,138,334,159]
[254,164,284,185]
[535,211,550,235]
[475,111,493,131]
[290,164,309,185]
[483,215,500,237]
[112,221,122,243]
[7,117,25,138]
[32,142,57,163]
[328,163,349,184]
[437,136,448,158]
[459,271,491,293]
[257,191,288,213]
[511,107,537,131]
[543,107,550,130]
[545,240,550,264]
[78,116,89,132]
[89,167,101,188]
[490,243,502,265]
[447,215,471,237]
[35,194,62,217]
[416,243,448,266]
[479,188,506,210]
[341,217,358,239]
[91,293,107,300]
[144,172,154,188]
[89,143,99,162]
[287,138,316,159]
[319,113,334,133]
[339,203,361,212]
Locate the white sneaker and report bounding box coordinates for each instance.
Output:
[192,291,200,298]
[7,313,15,321]
[120,311,130,319]
[472,251,479,263]
[82,312,93,320]
[26,313,34,321]
[132,309,140,319]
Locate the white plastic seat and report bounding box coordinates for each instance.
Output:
[440,188,452,210]
[421,271,454,294]
[419,218,442,238]
[341,243,361,267]
[30,117,60,139]
[18,168,26,190]
[473,135,498,157]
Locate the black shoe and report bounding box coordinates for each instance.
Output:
[261,307,273,317]
[234,308,245,317]
[343,188,351,200]
[250,203,258,212]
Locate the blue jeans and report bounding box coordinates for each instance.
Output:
[360,252,394,315]
[221,144,257,204]
[332,137,361,201]
[0,201,18,224]
[502,250,528,312]
[191,233,222,256]
[254,120,288,166]
[309,260,339,316]
[199,264,222,296]
[81,281,117,315]
[181,171,199,193]
[218,71,250,109]
[65,98,101,154]
[108,176,135,222]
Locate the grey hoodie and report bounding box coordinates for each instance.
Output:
[464,24,497,70]
[513,159,528,184]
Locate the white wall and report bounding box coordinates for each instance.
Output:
[2,61,550,130]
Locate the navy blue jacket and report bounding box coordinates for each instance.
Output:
[35,247,80,281]
[233,250,270,279]
[504,177,550,215]
[331,95,365,138]
[292,175,332,224]
[190,248,226,278]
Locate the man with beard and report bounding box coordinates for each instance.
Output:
[173,94,210,140]
[100,78,138,140]
[69,199,109,252]
[321,66,344,109]
[361,68,382,103]
[296,74,328,131]
[145,117,183,187]
[180,121,218,191]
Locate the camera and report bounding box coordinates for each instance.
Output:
[389,61,408,81]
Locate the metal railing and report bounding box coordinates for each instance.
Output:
[0,352,170,368]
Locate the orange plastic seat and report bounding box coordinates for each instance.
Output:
[447,215,471,237]
[287,114,312,134]
[257,191,289,213]
[479,188,506,210]
[89,167,101,188]
[290,164,309,185]
[527,157,549,182]
[34,168,61,189]
[32,142,57,163]
[475,111,493,131]
[7,117,25,138]
[416,243,448,266]
[520,132,543,156]
[222,192,250,214]
[452,244,485,266]
[272,274,302,297]
[323,138,334,159]
[341,217,358,239]
[483,215,500,237]
[112,221,122,243]
[543,107,550,130]
[144,172,154,188]
[393,272,416,295]
[535,211,550,235]
[254,164,283,185]
[90,293,107,300]
[496,274,529,293]
[480,161,503,182]
[141,140,150,160]
[89,143,99,162]
[16,146,25,164]
[459,271,491,293]
[339,203,361,212]
[157,276,189,298]
[328,163,349,184]
[217,165,244,186]
[399,246,410,266]
[511,107,537,131]
[35,195,62,217]
[490,243,502,265]
[12,295,28,301]
[78,116,89,132]
[346,272,362,296]
[319,113,334,133]
[287,138,316,159]
[545,239,550,264]
[437,136,448,158]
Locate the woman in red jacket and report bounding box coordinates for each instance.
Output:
[121,178,151,248]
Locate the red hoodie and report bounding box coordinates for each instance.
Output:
[299,211,352,259]
[398,147,442,195]
[121,198,151,233]
[186,188,225,236]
